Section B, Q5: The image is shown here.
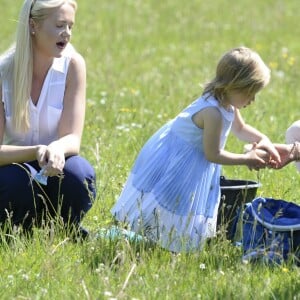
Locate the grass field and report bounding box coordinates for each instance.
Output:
[1,0,300,299]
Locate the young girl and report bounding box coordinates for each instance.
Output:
[111,47,280,252]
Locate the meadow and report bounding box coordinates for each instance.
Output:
[1,0,300,299]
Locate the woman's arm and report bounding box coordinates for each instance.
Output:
[39,51,87,176]
[0,84,42,165]
[0,110,42,166]
[57,51,86,154]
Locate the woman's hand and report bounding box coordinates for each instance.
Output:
[271,143,298,169]
[36,142,65,176]
[244,142,300,169]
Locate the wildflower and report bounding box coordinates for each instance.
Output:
[274,70,285,78]
[282,267,289,273]
[268,61,278,70]
[7,275,14,281]
[87,98,96,106]
[130,89,140,96]
[22,274,29,281]
[119,107,137,113]
[288,56,295,66]
[199,263,206,270]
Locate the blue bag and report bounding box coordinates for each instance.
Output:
[242,197,300,264]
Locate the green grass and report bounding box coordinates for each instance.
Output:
[1,0,300,299]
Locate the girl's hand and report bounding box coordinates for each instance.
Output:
[36,143,65,176]
[244,143,278,169]
[255,137,281,164]
[244,149,268,170]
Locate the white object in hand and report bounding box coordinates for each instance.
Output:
[34,166,48,185]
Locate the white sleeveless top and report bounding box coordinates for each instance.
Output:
[1,45,74,146]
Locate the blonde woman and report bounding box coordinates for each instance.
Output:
[111,47,280,252]
[0,0,95,237]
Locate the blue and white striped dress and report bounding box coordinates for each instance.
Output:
[111,95,234,252]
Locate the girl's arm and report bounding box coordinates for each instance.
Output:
[231,109,280,162]
[193,107,267,168]
[231,109,267,142]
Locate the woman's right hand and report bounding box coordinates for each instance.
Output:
[36,144,65,176]
[271,143,297,169]
[36,145,48,167]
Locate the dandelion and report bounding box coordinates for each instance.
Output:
[281,47,289,58]
[269,61,278,70]
[282,267,289,273]
[119,107,137,113]
[288,56,295,66]
[130,88,140,96]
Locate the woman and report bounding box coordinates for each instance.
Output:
[0,0,96,236]
[284,121,300,170]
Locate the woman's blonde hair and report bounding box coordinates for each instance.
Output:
[203,47,270,104]
[0,0,77,132]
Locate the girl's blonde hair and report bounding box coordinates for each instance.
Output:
[0,0,77,132]
[203,47,270,104]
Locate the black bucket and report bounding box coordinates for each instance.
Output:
[217,176,261,240]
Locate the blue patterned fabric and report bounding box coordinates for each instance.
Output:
[242,197,300,264]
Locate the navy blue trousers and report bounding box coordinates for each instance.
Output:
[0,155,96,229]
